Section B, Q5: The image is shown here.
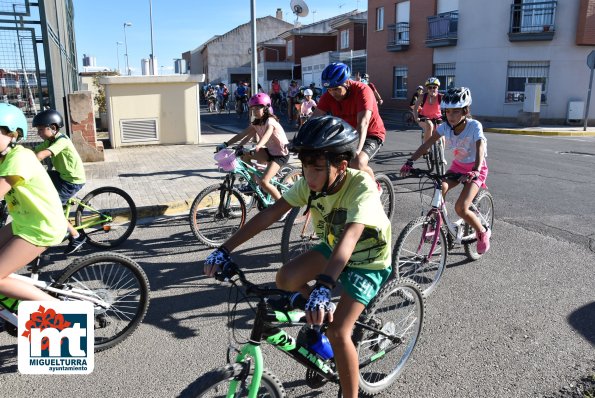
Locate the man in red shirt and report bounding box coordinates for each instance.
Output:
[312,63,386,180]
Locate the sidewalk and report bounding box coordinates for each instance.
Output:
[82,113,595,221]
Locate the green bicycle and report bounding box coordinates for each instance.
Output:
[0,186,137,248]
[189,147,301,248]
[177,261,424,397]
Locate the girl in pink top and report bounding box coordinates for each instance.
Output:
[414,77,443,144]
[217,93,289,201]
[299,89,317,126]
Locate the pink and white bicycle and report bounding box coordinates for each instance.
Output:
[392,168,494,296]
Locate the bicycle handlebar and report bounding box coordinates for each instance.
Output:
[216,262,298,306]
[409,168,463,181]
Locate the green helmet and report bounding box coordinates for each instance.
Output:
[0,103,27,141]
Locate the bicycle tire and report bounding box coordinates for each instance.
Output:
[354,277,424,396]
[280,205,318,264]
[375,174,395,222]
[391,215,447,296]
[0,199,8,229]
[189,184,247,248]
[178,363,285,398]
[54,252,150,352]
[279,168,302,191]
[433,140,445,176]
[463,190,495,261]
[75,186,137,248]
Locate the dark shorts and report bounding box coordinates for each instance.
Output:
[48,170,85,205]
[264,148,289,167]
[361,136,384,160]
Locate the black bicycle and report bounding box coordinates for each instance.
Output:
[178,262,424,397]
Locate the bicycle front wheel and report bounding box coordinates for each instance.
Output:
[55,252,150,352]
[392,215,447,296]
[376,173,395,222]
[178,363,285,398]
[189,184,247,247]
[463,190,495,261]
[75,187,137,248]
[355,277,424,396]
[280,205,318,264]
[433,140,446,176]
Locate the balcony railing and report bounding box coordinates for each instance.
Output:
[508,1,556,41]
[425,11,458,48]
[387,22,410,52]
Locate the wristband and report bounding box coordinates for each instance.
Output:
[315,274,336,289]
[218,245,230,255]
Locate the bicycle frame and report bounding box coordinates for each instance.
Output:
[63,198,114,231]
[0,272,111,328]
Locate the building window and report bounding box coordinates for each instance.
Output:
[340,29,349,49]
[506,61,549,103]
[393,65,407,99]
[433,63,456,93]
[287,40,293,57]
[376,7,384,31]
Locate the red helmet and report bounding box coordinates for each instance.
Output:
[248,93,271,108]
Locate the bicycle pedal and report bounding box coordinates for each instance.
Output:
[305,368,328,389]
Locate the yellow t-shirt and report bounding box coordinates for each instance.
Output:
[34,133,86,184]
[0,146,67,246]
[283,168,391,271]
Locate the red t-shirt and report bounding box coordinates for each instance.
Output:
[317,80,386,142]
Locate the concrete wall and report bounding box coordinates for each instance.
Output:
[435,0,595,121]
[66,91,104,162]
[99,75,205,148]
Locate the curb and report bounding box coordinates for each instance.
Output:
[136,200,192,219]
[484,128,595,136]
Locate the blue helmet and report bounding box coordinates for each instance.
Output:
[0,103,27,141]
[321,62,351,88]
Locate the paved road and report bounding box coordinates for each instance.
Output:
[1,113,594,397]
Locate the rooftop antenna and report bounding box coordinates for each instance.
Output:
[290,0,309,27]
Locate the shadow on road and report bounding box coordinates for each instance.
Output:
[567,301,595,346]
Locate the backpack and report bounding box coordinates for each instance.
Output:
[420,92,442,108]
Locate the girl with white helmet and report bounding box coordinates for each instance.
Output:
[401,87,491,254]
[299,88,317,127]
[414,77,443,145]
[216,93,289,202]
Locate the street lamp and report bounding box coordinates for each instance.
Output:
[123,22,132,75]
[116,41,123,74]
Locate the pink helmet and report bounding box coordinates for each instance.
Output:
[248,93,271,108]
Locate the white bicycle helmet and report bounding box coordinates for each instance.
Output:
[303,89,313,96]
[441,87,472,109]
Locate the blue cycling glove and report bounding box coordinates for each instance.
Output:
[205,246,231,269]
[305,284,332,313]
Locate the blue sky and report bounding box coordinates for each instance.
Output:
[73,0,365,75]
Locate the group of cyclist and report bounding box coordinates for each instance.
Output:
[206,61,491,397]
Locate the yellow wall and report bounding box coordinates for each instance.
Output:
[100,75,205,147]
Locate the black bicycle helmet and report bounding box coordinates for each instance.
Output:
[290,116,359,157]
[32,109,64,128]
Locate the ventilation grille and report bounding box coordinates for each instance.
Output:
[120,119,159,143]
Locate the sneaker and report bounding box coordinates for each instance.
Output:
[64,234,86,255]
[237,184,255,194]
[476,227,491,254]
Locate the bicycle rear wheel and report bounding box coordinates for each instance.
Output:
[189,184,247,248]
[279,168,302,191]
[463,190,494,260]
[355,277,424,396]
[54,252,150,352]
[376,173,395,222]
[178,363,284,398]
[392,215,447,296]
[75,187,137,248]
[280,205,318,264]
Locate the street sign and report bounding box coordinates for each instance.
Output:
[588,50,595,69]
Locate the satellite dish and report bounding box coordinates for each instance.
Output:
[290,0,309,18]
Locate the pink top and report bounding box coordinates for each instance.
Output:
[253,118,289,156]
[300,99,317,115]
[419,93,442,119]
